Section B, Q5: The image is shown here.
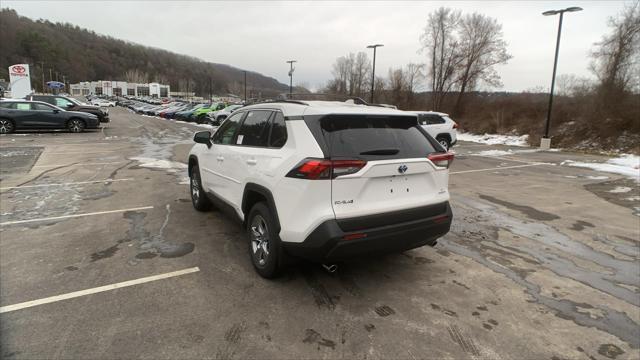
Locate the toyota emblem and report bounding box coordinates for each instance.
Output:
[398,165,408,174]
[12,65,26,74]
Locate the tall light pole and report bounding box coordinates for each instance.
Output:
[243,70,247,102]
[286,60,296,99]
[367,44,383,103]
[541,6,582,149]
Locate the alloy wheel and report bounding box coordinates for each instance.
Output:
[250,215,270,267]
[0,119,13,134]
[191,175,200,202]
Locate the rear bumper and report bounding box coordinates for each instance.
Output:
[283,202,452,262]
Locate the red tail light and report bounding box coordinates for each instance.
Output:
[428,152,455,168]
[452,121,459,129]
[286,158,366,179]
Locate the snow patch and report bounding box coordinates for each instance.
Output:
[609,186,632,193]
[131,157,187,173]
[457,132,529,147]
[562,154,640,181]
[625,196,640,201]
[471,148,540,157]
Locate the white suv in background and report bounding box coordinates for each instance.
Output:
[188,100,454,278]
[406,111,458,150]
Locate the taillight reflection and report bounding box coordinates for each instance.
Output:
[428,152,455,168]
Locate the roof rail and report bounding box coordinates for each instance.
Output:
[255,99,309,106]
[345,97,396,109]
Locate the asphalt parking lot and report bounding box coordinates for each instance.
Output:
[1,107,638,360]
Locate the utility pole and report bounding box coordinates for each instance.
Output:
[286,60,297,99]
[243,70,247,102]
[541,6,582,149]
[209,77,213,103]
[38,61,45,93]
[367,44,383,103]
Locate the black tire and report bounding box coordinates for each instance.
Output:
[0,118,15,134]
[67,118,86,133]
[436,136,451,151]
[190,165,212,211]
[247,202,285,278]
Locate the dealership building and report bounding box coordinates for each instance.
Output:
[70,81,170,97]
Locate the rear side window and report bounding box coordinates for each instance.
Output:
[213,112,244,145]
[54,97,74,107]
[269,112,287,148]
[0,102,13,109]
[419,114,446,125]
[236,110,272,147]
[32,103,54,111]
[15,103,31,111]
[320,115,436,160]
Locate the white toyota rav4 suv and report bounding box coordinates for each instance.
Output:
[406,111,458,150]
[188,100,454,278]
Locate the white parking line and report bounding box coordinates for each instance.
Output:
[450,163,546,175]
[0,267,200,313]
[31,162,126,169]
[0,206,154,226]
[46,150,122,155]
[0,178,134,190]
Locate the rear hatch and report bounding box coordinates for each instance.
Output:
[320,114,451,222]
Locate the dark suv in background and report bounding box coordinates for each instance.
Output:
[25,95,109,123]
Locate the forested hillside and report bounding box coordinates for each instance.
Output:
[0,9,288,96]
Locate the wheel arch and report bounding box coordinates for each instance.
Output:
[242,183,281,233]
[188,155,199,177]
[435,133,452,143]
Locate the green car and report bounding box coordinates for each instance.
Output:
[189,102,226,123]
[175,103,207,121]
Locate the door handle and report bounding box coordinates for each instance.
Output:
[217,156,224,161]
[246,159,257,165]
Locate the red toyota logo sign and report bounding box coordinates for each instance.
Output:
[11,65,26,74]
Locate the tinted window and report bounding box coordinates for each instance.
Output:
[269,112,287,148]
[213,112,243,145]
[32,103,55,111]
[320,115,436,160]
[0,102,13,109]
[236,110,272,147]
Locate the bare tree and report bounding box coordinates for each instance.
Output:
[388,67,406,106]
[124,69,149,83]
[404,63,425,108]
[421,7,462,110]
[351,52,371,97]
[453,12,512,116]
[331,55,351,94]
[590,1,640,98]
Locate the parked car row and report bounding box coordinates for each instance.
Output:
[119,98,243,126]
[0,98,101,133]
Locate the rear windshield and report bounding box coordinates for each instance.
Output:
[320,115,437,160]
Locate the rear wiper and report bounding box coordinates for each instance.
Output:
[359,148,400,155]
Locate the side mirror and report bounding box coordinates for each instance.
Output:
[66,104,74,108]
[53,109,60,114]
[194,131,212,148]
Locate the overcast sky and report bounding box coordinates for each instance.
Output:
[3,0,628,91]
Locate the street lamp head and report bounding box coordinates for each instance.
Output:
[543,7,583,16]
[367,44,384,49]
